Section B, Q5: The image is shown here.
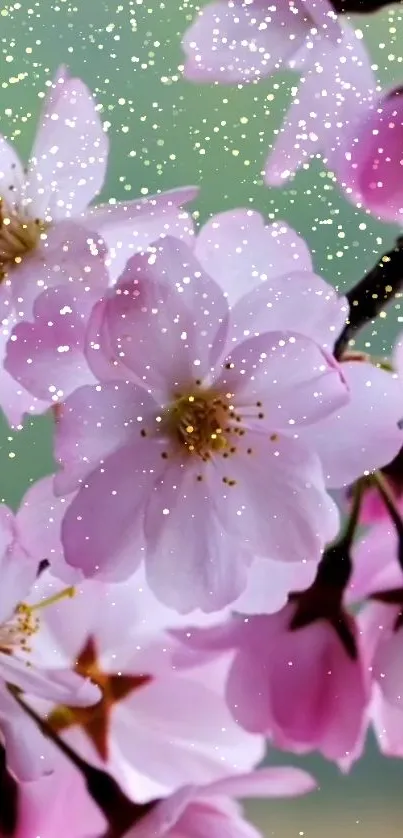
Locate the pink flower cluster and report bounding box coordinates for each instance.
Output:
[0,4,403,833]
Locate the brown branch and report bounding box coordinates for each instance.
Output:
[334,236,403,360]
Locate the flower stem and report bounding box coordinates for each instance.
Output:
[373,470,403,571]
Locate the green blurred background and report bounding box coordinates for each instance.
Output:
[1,0,402,833]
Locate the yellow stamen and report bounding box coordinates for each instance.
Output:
[30,586,76,612]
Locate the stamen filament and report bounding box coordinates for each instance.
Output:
[30,586,76,612]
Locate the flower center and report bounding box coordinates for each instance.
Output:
[0,603,39,655]
[0,587,75,656]
[163,387,238,461]
[0,199,46,281]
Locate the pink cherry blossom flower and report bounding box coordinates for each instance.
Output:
[8,207,403,499]
[265,23,403,225]
[225,607,369,762]
[52,235,350,611]
[182,0,341,84]
[0,488,100,781]
[183,591,370,763]
[0,65,196,425]
[26,568,264,802]
[128,767,316,838]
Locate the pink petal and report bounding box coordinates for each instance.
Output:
[233,555,316,616]
[266,621,368,760]
[25,75,108,219]
[207,766,316,798]
[94,238,229,394]
[0,685,53,780]
[218,331,348,428]
[0,505,38,623]
[211,432,339,564]
[373,625,403,709]
[226,270,348,351]
[177,800,261,838]
[127,787,196,838]
[226,623,275,733]
[371,685,403,758]
[0,653,100,706]
[182,0,317,83]
[354,87,403,224]
[54,380,155,495]
[16,762,107,836]
[60,439,163,581]
[298,361,403,488]
[5,283,99,404]
[115,665,263,801]
[0,315,49,427]
[84,186,198,282]
[194,210,312,305]
[349,523,402,604]
[228,613,368,761]
[265,26,376,186]
[358,601,397,672]
[16,476,73,581]
[8,221,108,319]
[144,461,252,613]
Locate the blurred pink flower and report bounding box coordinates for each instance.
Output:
[265,23,403,225]
[182,594,369,764]
[4,761,315,838]
[27,569,264,801]
[0,489,100,781]
[52,235,349,611]
[127,767,316,838]
[182,0,341,84]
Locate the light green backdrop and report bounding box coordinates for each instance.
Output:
[1,1,402,833]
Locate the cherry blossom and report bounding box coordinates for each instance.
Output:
[182,0,341,84]
[25,568,264,801]
[51,235,351,611]
[265,22,403,225]
[127,767,316,838]
[0,488,100,780]
[178,582,370,765]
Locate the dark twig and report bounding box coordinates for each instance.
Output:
[8,688,153,838]
[0,744,18,836]
[334,236,403,360]
[331,0,402,12]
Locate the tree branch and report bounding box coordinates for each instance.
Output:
[334,235,403,360]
